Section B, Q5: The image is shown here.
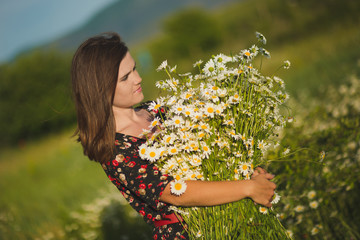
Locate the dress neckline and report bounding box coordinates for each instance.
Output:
[115,131,146,140]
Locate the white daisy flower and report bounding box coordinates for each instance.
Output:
[166,78,179,90]
[170,65,177,73]
[168,145,180,155]
[233,151,242,158]
[259,207,268,214]
[271,192,281,204]
[257,140,270,153]
[283,60,291,69]
[183,106,194,117]
[210,95,220,103]
[200,88,212,100]
[218,88,228,98]
[213,53,232,64]
[167,96,177,106]
[286,230,293,238]
[171,116,185,127]
[189,155,202,167]
[164,133,176,145]
[224,119,235,126]
[199,123,211,133]
[239,162,250,175]
[239,134,246,142]
[217,62,227,73]
[203,103,216,117]
[162,159,179,174]
[148,99,164,112]
[179,132,190,142]
[188,141,200,152]
[193,59,203,68]
[307,190,316,199]
[228,93,241,104]
[145,146,162,162]
[139,144,148,159]
[294,205,305,213]
[255,32,267,44]
[170,180,187,196]
[156,60,168,71]
[259,47,271,58]
[311,226,320,235]
[203,59,216,76]
[197,131,206,139]
[185,171,197,181]
[149,117,161,128]
[282,148,290,156]
[172,103,185,115]
[309,201,319,209]
[155,80,165,89]
[139,128,152,138]
[181,91,193,100]
[179,163,190,174]
[201,143,211,158]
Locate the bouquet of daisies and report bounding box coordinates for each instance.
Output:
[139,32,292,239]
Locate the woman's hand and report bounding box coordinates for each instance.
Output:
[247,172,276,207]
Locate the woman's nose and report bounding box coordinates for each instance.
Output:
[134,70,142,84]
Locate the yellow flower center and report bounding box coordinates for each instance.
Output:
[149,152,156,158]
[174,183,183,190]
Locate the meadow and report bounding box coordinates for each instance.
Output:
[1,0,359,239]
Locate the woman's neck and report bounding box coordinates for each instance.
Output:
[112,106,151,137]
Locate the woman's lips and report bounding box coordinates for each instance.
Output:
[135,86,142,93]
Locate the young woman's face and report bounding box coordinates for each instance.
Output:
[113,52,144,109]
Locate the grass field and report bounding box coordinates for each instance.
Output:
[0,130,116,239]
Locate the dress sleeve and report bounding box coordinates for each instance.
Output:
[105,138,173,210]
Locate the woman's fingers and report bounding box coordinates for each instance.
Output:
[252,167,273,179]
[254,167,267,174]
[249,174,276,207]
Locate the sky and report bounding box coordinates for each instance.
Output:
[0,0,116,63]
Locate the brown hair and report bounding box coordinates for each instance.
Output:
[71,32,128,163]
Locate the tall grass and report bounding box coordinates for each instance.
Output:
[0,130,112,239]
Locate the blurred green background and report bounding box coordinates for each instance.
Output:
[1,0,359,239]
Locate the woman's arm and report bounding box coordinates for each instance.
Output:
[159,172,276,207]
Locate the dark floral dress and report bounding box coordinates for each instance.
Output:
[102,103,189,240]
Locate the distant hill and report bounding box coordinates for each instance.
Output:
[47,0,238,51]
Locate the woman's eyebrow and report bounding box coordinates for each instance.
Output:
[119,62,136,80]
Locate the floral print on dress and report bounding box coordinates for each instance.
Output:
[102,102,188,239]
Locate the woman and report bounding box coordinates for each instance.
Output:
[71,32,276,240]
